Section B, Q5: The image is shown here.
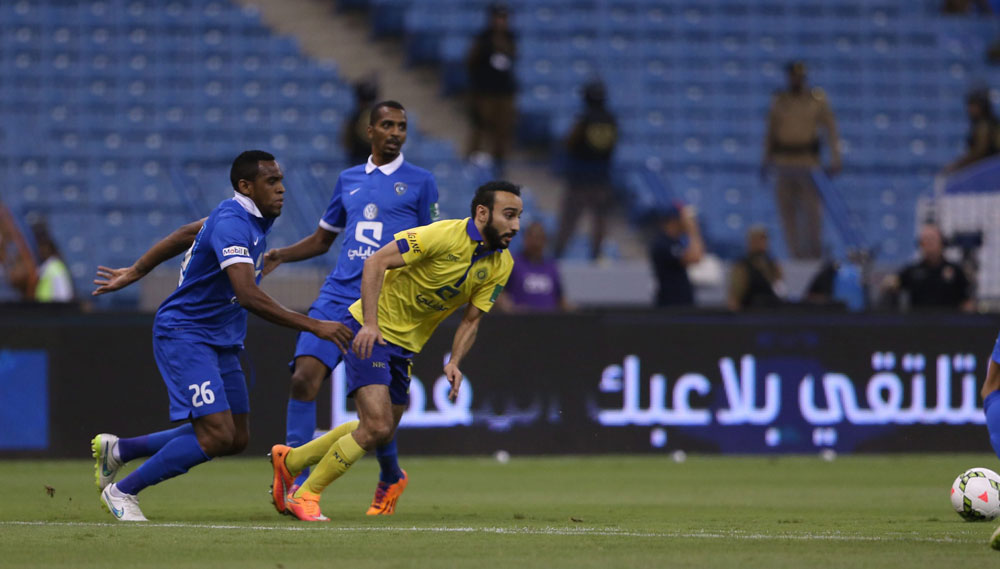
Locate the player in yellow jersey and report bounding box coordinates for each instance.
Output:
[269,181,521,521]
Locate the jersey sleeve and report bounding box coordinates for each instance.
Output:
[210,214,254,270]
[319,177,346,233]
[393,221,448,266]
[417,175,441,225]
[470,257,513,313]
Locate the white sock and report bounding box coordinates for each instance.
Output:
[111,440,121,463]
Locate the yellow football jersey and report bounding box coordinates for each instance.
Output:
[348,217,514,353]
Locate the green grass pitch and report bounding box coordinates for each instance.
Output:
[2,453,1000,568]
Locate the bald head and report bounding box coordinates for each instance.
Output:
[918,224,944,263]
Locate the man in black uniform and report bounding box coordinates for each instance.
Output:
[465,2,517,174]
[649,204,705,307]
[342,77,380,166]
[554,80,618,260]
[727,225,785,311]
[885,223,974,311]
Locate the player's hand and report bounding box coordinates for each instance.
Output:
[262,249,282,276]
[352,323,386,360]
[92,265,141,296]
[444,361,463,402]
[313,320,353,354]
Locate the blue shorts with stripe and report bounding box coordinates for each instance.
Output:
[342,317,414,405]
[290,300,353,373]
[153,337,249,422]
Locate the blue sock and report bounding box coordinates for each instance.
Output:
[115,434,210,496]
[376,439,403,484]
[287,398,316,486]
[985,391,1000,461]
[117,423,195,463]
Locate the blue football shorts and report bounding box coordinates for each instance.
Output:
[153,336,249,422]
[342,317,413,406]
[290,300,353,373]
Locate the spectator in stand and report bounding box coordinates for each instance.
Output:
[342,76,380,166]
[553,80,618,261]
[727,225,785,311]
[30,221,73,302]
[498,221,568,312]
[762,61,840,260]
[882,223,974,311]
[944,89,1000,173]
[465,2,517,175]
[649,204,705,307]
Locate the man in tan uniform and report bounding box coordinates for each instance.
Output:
[762,61,841,259]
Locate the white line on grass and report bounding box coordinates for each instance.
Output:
[0,521,975,544]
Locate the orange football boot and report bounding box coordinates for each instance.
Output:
[286,490,330,522]
[366,470,409,515]
[268,444,294,515]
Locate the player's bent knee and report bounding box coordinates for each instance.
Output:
[196,429,236,457]
[227,435,248,456]
[353,420,393,450]
[369,423,394,446]
[289,369,324,401]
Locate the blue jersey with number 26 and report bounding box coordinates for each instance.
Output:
[154,194,274,347]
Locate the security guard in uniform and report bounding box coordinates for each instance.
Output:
[554,80,618,260]
[762,61,841,260]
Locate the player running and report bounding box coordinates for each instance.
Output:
[93,101,439,516]
[90,151,353,521]
[269,180,521,521]
[267,100,438,514]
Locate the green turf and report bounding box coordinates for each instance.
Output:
[2,454,999,568]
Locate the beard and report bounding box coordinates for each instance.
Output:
[482,212,515,250]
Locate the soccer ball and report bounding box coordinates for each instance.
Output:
[951,468,1000,521]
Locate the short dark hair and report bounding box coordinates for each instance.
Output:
[369,100,405,125]
[230,150,275,192]
[470,180,521,217]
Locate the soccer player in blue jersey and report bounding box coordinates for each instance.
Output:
[92,101,440,516]
[89,150,353,521]
[982,335,1000,457]
[261,100,438,515]
[984,335,1000,548]
[270,181,521,521]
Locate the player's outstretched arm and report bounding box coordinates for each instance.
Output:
[262,226,338,276]
[353,241,407,359]
[92,217,206,296]
[225,262,352,352]
[444,304,486,402]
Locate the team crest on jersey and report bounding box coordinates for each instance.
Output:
[363,203,378,220]
[394,182,407,195]
[475,268,488,281]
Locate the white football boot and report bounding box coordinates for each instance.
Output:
[91,433,123,491]
[101,483,148,522]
